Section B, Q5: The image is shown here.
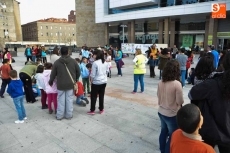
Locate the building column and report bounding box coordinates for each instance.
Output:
[105,23,109,45]
[205,15,218,49]
[164,18,170,45]
[170,19,176,48]
[158,20,163,44]
[128,21,135,43]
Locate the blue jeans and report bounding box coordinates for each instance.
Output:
[13,95,26,121]
[154,59,159,66]
[133,74,144,92]
[115,61,122,76]
[180,70,186,87]
[32,56,36,62]
[158,113,178,153]
[76,94,87,104]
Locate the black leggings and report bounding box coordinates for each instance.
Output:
[90,83,106,112]
[19,72,36,103]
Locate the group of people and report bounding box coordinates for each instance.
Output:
[24,45,47,64]
[156,45,230,153]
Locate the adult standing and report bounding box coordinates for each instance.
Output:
[132,49,148,94]
[176,49,188,87]
[82,47,90,59]
[36,45,42,60]
[49,46,80,120]
[157,60,184,153]
[158,48,170,80]
[210,45,219,69]
[188,53,230,153]
[19,61,37,103]
[3,48,12,70]
[87,49,108,115]
[25,45,32,62]
[114,47,123,76]
[50,47,60,64]
[172,45,178,59]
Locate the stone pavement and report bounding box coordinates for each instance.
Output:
[0,52,218,153]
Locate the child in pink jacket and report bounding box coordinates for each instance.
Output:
[43,62,57,114]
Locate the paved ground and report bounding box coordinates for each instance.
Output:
[0,51,218,153]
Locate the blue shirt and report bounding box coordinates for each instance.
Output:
[82,50,89,58]
[41,50,46,57]
[80,63,89,78]
[26,48,31,56]
[211,50,219,69]
[7,79,24,98]
[115,51,122,61]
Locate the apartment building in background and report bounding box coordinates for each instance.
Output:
[21,18,76,45]
[68,10,76,22]
[76,0,230,50]
[0,0,22,47]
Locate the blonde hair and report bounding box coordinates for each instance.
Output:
[136,49,142,55]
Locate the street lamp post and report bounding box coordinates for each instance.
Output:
[120,25,127,44]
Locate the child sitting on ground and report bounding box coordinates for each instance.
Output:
[75,81,89,107]
[187,68,195,85]
[7,70,27,124]
[32,79,41,98]
[170,104,215,153]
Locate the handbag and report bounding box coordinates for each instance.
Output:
[64,63,78,93]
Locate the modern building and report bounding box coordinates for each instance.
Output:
[0,0,22,48]
[21,18,76,46]
[76,0,230,50]
[68,10,76,22]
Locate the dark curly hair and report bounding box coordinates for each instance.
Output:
[195,53,215,80]
[161,48,169,55]
[162,60,180,82]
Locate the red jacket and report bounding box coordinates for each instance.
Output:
[75,81,84,97]
[186,57,193,69]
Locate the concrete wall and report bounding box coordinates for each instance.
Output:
[13,0,22,41]
[75,0,105,47]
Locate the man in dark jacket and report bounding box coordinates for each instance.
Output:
[49,46,80,120]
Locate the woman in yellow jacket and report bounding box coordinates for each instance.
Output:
[132,49,148,94]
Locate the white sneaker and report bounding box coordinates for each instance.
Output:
[15,120,24,124]
[24,117,27,120]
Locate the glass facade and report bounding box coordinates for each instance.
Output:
[109,0,218,14]
[178,34,204,49]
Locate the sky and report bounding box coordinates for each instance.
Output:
[17,0,75,24]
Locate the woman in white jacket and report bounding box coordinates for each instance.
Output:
[50,47,60,64]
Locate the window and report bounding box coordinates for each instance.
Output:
[73,33,75,36]
[46,26,48,29]
[51,26,52,29]
[46,32,48,36]
[41,26,43,29]
[69,33,70,36]
[56,33,58,36]
[41,33,43,36]
[60,27,61,30]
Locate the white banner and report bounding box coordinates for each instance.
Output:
[122,43,168,54]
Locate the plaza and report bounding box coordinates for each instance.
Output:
[0,51,194,153]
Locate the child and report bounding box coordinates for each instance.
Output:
[106,51,112,78]
[147,56,155,78]
[88,54,94,64]
[41,47,47,63]
[187,68,195,85]
[43,63,57,114]
[75,58,81,66]
[75,81,89,106]
[80,57,90,94]
[0,59,11,98]
[32,79,41,98]
[34,65,47,109]
[36,58,43,66]
[170,104,215,153]
[7,70,27,124]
